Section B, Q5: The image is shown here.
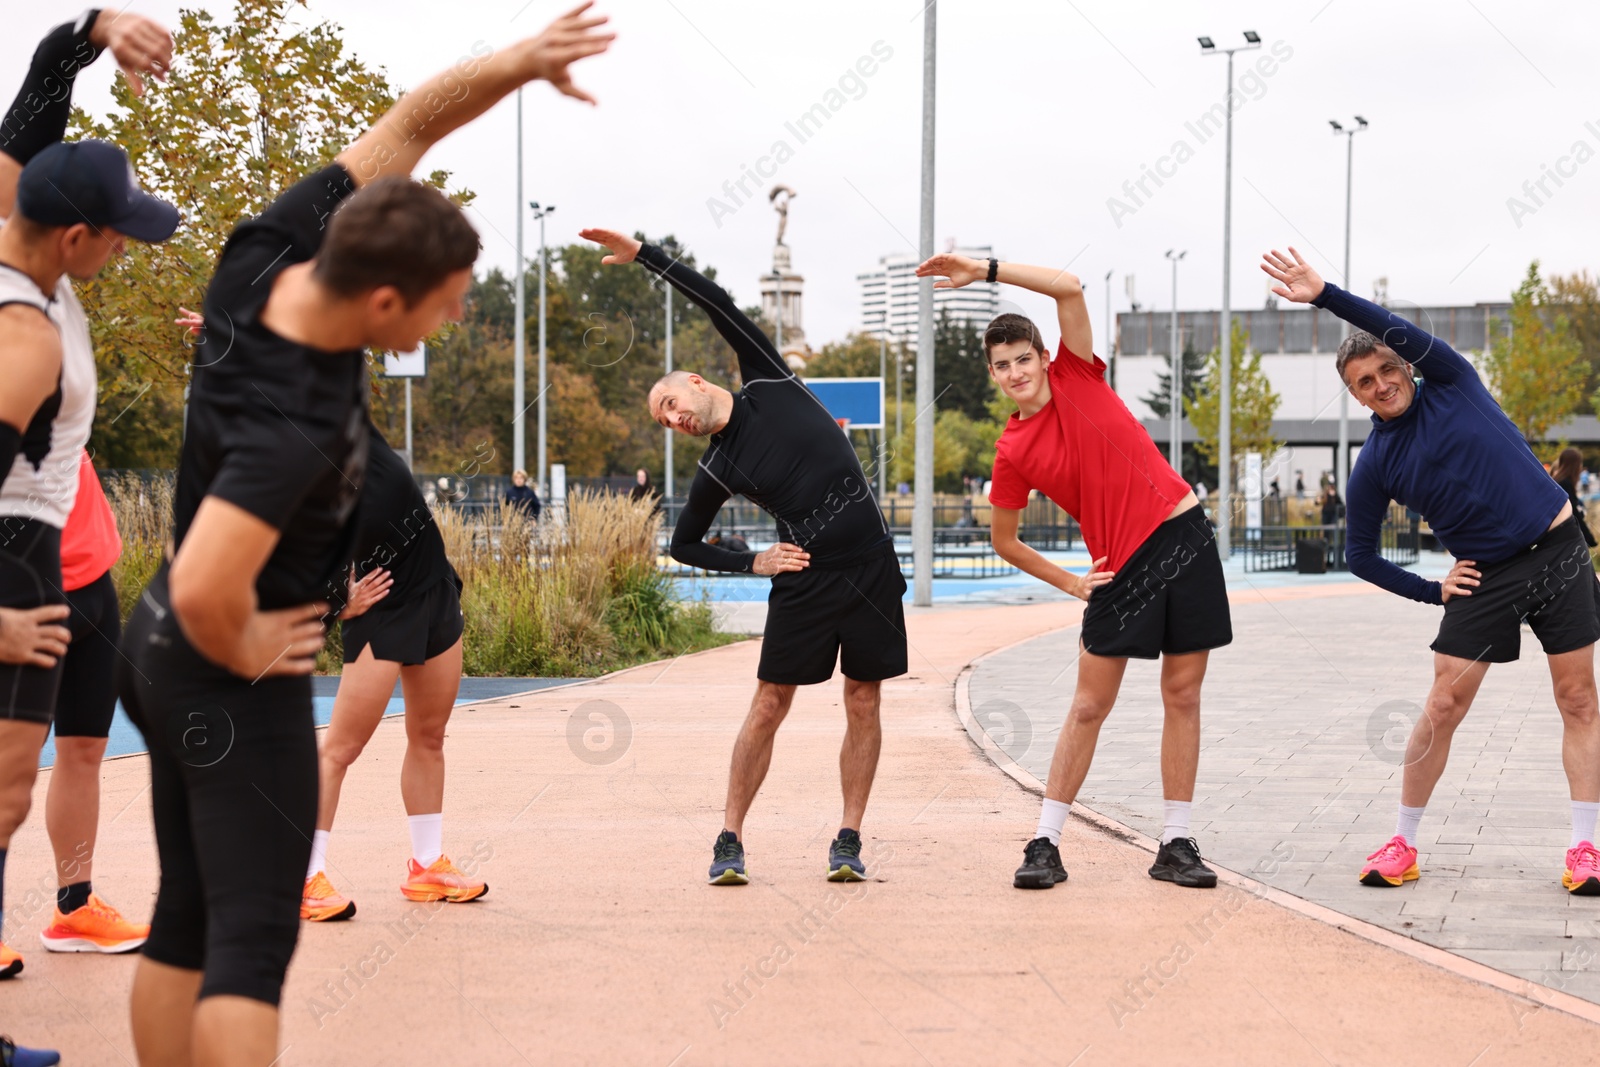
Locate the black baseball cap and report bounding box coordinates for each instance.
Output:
[16,140,179,243]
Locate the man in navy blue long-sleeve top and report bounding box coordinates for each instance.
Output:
[580,226,905,889]
[1264,247,1600,896]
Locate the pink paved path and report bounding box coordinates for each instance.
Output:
[10,594,1600,1065]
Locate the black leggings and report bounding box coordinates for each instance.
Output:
[116,567,315,1006]
[55,568,120,738]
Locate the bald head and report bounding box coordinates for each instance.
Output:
[648,370,730,437]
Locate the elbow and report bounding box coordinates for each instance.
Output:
[1054,274,1084,300]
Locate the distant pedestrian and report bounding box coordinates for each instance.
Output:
[1551,448,1596,548]
[1319,484,1344,526]
[1194,482,1209,502]
[506,469,541,521]
[1295,470,1306,498]
[630,467,655,503]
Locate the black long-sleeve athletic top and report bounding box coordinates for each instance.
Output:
[634,243,889,573]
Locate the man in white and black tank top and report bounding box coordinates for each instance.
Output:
[0,11,179,1063]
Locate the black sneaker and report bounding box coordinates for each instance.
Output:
[709,830,748,885]
[827,829,866,882]
[1013,836,1068,889]
[1149,837,1218,888]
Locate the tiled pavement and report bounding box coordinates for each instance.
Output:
[969,584,1600,1002]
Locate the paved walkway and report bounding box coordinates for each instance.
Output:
[8,598,1600,1064]
[970,579,1600,1003]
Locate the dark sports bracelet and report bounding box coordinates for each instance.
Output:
[986,258,999,284]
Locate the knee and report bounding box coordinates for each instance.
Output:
[1068,698,1113,729]
[320,735,366,771]
[54,737,109,770]
[406,721,447,754]
[0,783,32,837]
[843,681,880,719]
[1556,680,1600,725]
[1423,690,1471,729]
[750,686,793,730]
[1159,683,1202,720]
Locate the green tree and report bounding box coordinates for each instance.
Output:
[1185,319,1281,469]
[933,310,995,422]
[1142,335,1207,420]
[1550,269,1600,413]
[1484,261,1587,443]
[71,0,466,467]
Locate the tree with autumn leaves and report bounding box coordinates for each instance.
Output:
[1184,318,1282,477]
[1482,262,1588,444]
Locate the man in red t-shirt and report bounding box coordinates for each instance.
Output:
[916,252,1233,892]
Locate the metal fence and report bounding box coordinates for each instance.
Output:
[1229,502,1420,573]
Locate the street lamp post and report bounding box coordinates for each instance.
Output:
[664,279,673,500]
[878,325,887,501]
[1330,116,1369,498]
[771,268,784,352]
[1165,249,1187,473]
[912,0,937,607]
[531,201,555,500]
[1199,30,1260,558]
[513,89,526,476]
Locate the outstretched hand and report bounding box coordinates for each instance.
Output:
[915,253,985,290]
[175,306,203,335]
[520,2,615,106]
[580,227,641,265]
[1260,247,1325,304]
[91,11,174,98]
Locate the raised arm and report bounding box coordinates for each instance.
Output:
[916,254,1093,362]
[1261,246,1472,384]
[0,10,174,216]
[582,227,792,382]
[336,3,612,188]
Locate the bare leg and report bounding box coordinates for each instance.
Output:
[839,678,881,831]
[130,957,202,1066]
[1042,647,1128,804]
[316,646,402,832]
[45,735,107,887]
[1549,644,1600,802]
[0,720,47,850]
[397,637,463,817]
[723,681,797,837]
[1158,651,1209,802]
[192,995,279,1067]
[1399,654,1491,808]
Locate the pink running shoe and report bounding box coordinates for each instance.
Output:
[1359,835,1419,887]
[1564,841,1600,896]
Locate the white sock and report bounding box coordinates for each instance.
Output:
[1395,804,1426,845]
[409,813,444,866]
[1035,799,1071,846]
[1572,801,1600,848]
[1161,800,1193,844]
[306,829,330,881]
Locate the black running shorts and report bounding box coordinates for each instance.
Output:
[341,576,464,666]
[1433,516,1600,664]
[55,568,121,738]
[0,517,66,725]
[117,566,315,1005]
[758,542,908,685]
[1080,509,1233,660]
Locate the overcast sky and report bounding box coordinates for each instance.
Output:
[11,0,1599,349]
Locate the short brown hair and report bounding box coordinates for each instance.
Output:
[1335,330,1407,384]
[983,313,1046,362]
[314,177,481,306]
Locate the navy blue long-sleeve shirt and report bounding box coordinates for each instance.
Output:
[634,242,889,573]
[1317,283,1566,604]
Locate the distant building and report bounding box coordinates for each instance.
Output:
[857,245,1001,348]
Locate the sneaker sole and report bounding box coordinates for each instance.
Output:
[1563,872,1600,895]
[0,958,20,979]
[827,866,865,882]
[400,883,488,903]
[1359,864,1420,887]
[1149,866,1218,889]
[302,901,357,922]
[1013,870,1065,889]
[39,934,147,954]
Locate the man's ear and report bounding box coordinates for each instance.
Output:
[367,285,407,319]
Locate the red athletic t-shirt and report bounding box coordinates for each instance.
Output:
[60,450,123,592]
[989,341,1190,573]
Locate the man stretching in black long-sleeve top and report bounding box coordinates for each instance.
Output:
[582,227,906,885]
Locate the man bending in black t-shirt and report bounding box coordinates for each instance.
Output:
[116,8,613,1064]
[583,227,907,887]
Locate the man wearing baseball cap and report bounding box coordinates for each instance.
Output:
[0,11,175,1066]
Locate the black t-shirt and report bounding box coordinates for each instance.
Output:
[633,243,888,572]
[347,423,459,609]
[174,164,370,610]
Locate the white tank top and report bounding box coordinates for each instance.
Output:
[0,262,97,529]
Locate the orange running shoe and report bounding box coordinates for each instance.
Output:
[400,856,488,903]
[1564,841,1600,895]
[301,872,356,922]
[1359,835,1420,887]
[39,895,148,954]
[0,942,21,979]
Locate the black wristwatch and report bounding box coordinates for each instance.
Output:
[986,258,999,284]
